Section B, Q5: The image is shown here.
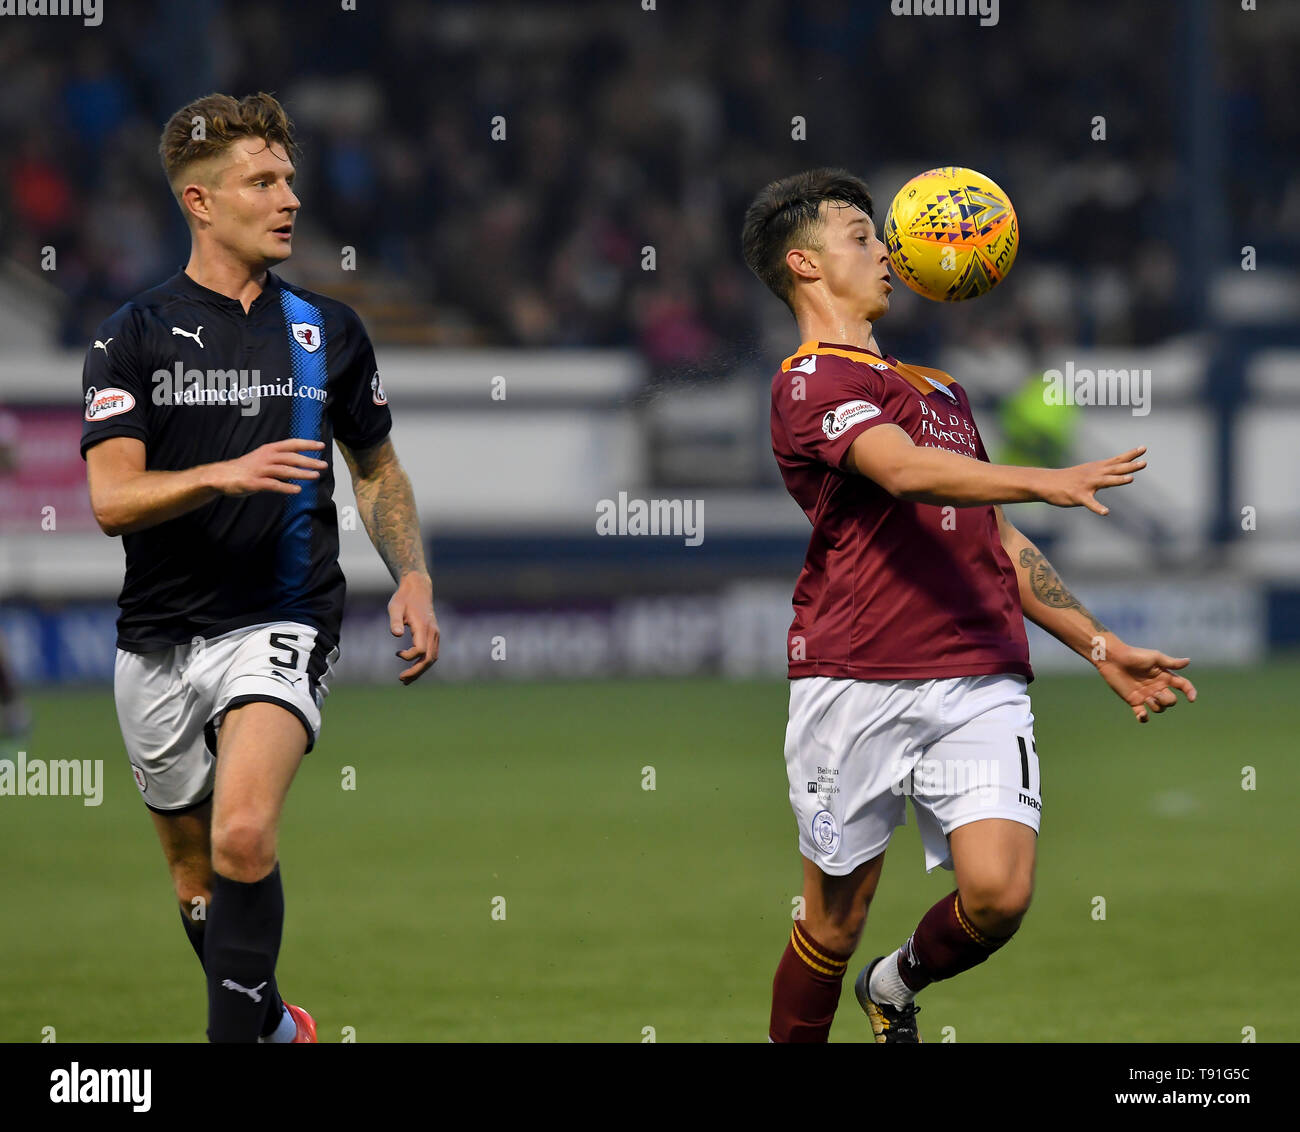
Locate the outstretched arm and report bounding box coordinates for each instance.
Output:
[338,436,439,684]
[995,506,1196,723]
[847,424,1146,512]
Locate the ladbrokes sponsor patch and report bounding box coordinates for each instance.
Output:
[821,399,881,438]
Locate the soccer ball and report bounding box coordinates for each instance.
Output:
[883,167,1018,301]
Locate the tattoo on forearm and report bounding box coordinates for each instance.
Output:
[1018,546,1109,635]
[355,467,427,583]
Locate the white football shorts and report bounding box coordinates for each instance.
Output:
[785,673,1042,875]
[114,620,338,813]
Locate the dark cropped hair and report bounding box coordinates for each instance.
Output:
[741,168,874,313]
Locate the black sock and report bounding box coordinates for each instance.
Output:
[180,902,285,1037]
[204,865,287,1043]
[179,905,206,967]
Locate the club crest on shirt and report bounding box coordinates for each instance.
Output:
[370,372,388,406]
[84,386,136,422]
[291,322,323,353]
[822,399,881,439]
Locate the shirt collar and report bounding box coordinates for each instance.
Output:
[171,268,282,312]
[805,339,899,367]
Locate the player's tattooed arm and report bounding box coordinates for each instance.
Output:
[996,507,1196,721]
[1016,546,1110,636]
[338,437,429,583]
[341,436,439,683]
[995,506,1112,660]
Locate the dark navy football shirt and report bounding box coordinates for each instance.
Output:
[80,269,392,653]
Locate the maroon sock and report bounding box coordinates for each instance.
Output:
[897,891,1013,994]
[769,920,853,1043]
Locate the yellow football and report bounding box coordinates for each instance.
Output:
[883,166,1018,301]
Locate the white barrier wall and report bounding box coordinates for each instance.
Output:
[0,348,648,594]
[2,347,1297,597]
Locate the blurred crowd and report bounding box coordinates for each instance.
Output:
[0,0,1294,379]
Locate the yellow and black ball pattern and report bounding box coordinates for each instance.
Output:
[884,167,1018,302]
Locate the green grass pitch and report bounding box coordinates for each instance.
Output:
[2,664,1296,1042]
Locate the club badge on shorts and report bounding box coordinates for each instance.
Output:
[811,809,841,855]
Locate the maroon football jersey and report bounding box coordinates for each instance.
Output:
[770,339,1032,682]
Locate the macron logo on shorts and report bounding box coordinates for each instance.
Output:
[822,399,881,439]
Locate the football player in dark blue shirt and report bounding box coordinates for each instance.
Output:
[81,92,439,1043]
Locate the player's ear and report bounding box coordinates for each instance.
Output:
[786,246,820,284]
[180,181,212,228]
